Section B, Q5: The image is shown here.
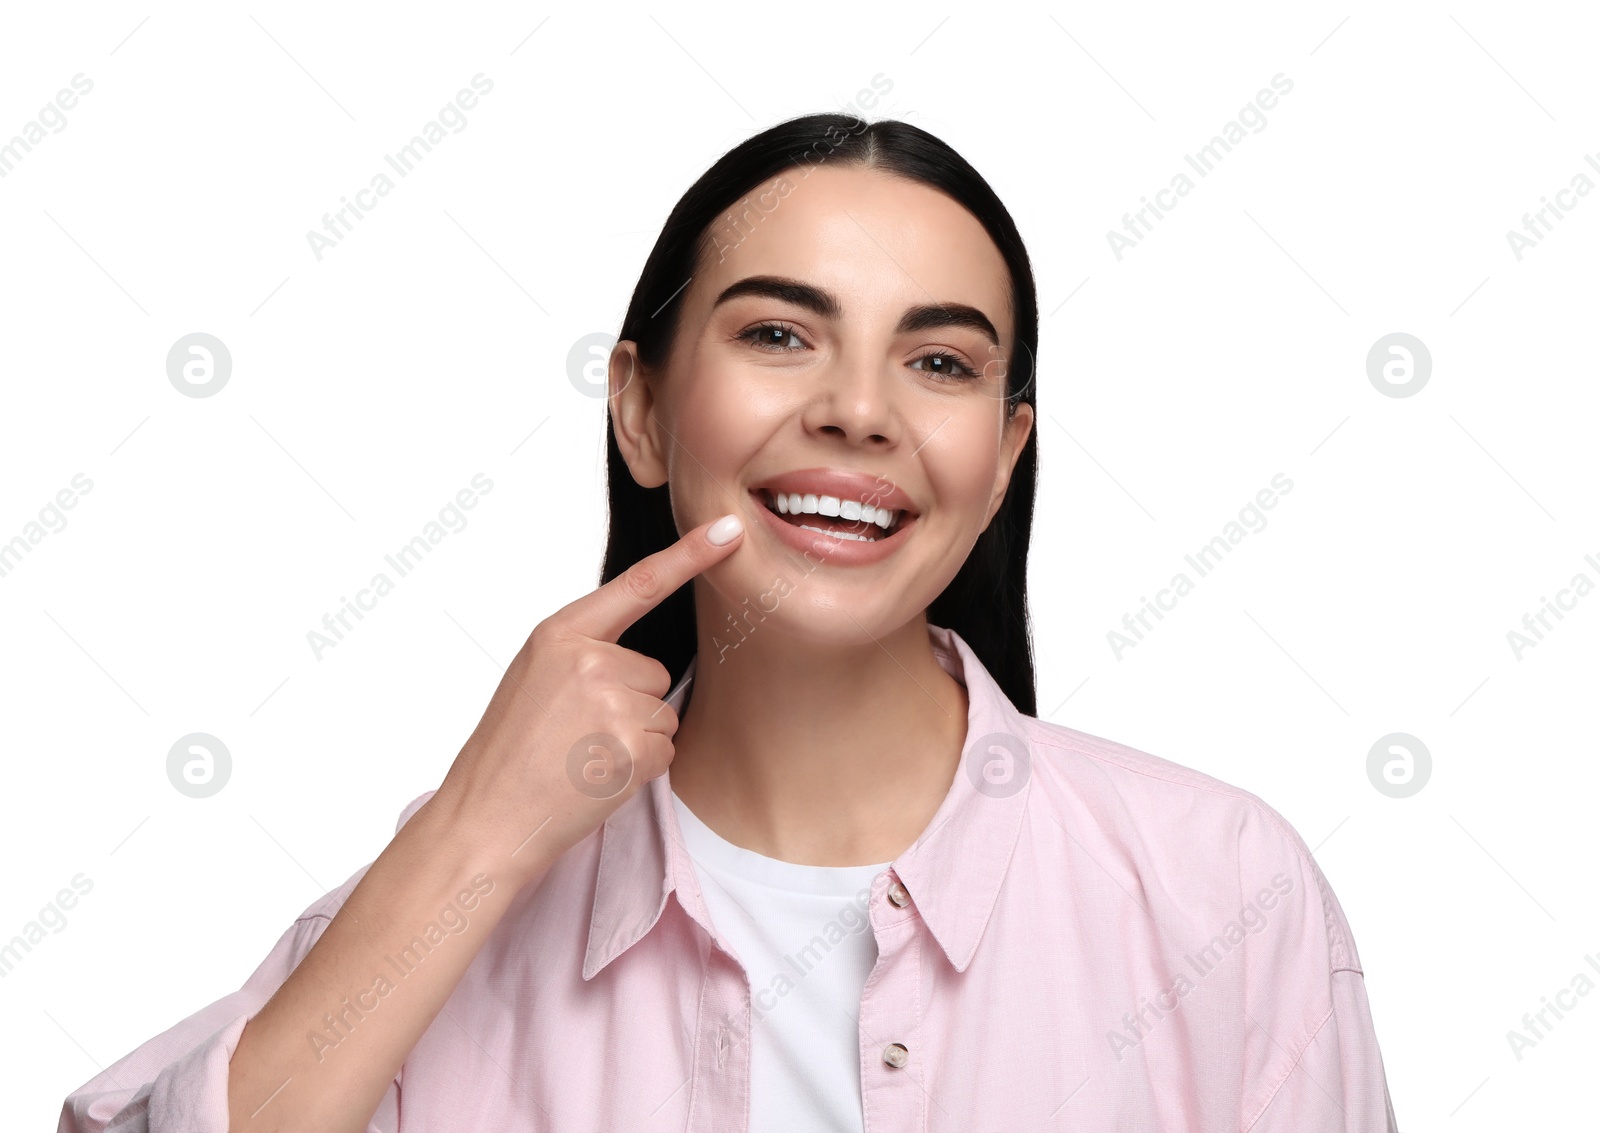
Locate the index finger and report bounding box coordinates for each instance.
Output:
[554,512,745,644]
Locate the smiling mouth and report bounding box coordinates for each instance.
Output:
[751,488,909,542]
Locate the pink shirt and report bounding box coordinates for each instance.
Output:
[60,622,1398,1131]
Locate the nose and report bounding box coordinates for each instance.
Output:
[800,354,899,447]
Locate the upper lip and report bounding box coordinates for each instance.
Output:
[750,468,919,516]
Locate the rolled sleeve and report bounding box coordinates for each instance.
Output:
[59,793,437,1132]
[58,870,396,1132]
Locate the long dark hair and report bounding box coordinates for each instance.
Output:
[600,113,1040,716]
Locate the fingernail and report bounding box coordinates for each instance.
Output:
[707,514,743,545]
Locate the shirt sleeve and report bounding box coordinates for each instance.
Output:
[57,792,437,1133]
[1244,848,1399,1133]
[1246,967,1398,1132]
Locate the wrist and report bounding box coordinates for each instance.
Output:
[407,783,559,893]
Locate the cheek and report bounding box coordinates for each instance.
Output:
[923,417,1004,522]
[665,369,773,503]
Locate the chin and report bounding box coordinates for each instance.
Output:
[696,570,928,650]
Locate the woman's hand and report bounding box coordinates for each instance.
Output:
[427,513,745,889]
[222,518,745,1133]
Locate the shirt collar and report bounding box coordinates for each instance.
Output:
[582,621,1034,980]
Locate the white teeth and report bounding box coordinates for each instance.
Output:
[796,524,875,542]
[767,490,901,530]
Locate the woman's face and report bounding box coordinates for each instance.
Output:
[610,163,1033,645]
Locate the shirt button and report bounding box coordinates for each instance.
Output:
[882,1043,909,1069]
[887,881,911,908]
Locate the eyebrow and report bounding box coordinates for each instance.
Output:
[712,274,1001,349]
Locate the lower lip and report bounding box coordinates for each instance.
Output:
[749,491,918,566]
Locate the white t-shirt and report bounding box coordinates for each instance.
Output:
[670,790,891,1133]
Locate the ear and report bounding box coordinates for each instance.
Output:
[609,340,668,489]
[982,400,1033,528]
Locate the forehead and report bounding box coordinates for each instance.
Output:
[693,164,1012,341]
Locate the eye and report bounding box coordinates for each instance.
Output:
[736,322,806,352]
[909,351,981,381]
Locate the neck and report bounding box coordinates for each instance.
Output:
[667,597,969,867]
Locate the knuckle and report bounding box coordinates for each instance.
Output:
[621,562,662,603]
[573,650,608,681]
[528,619,562,653]
[629,732,659,773]
[598,686,627,718]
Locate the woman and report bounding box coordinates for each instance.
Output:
[61,113,1397,1132]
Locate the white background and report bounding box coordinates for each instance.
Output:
[2,1,1596,1128]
